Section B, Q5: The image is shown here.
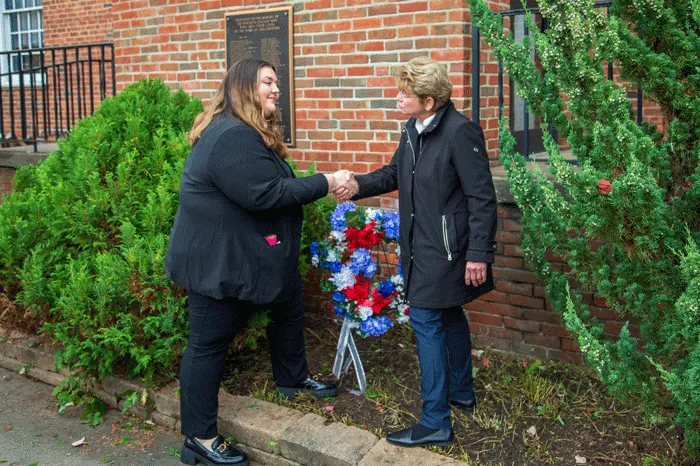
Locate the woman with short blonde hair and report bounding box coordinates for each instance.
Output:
[337,57,497,448]
[395,57,453,110]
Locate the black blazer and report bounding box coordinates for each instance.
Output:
[353,102,497,308]
[165,115,329,304]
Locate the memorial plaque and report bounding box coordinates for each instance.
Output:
[226,7,295,146]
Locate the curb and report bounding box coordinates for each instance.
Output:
[0,327,467,466]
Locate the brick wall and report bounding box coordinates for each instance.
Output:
[26,0,649,363]
[43,0,113,47]
[109,0,508,191]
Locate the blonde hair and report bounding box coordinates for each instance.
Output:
[189,59,288,158]
[395,57,452,110]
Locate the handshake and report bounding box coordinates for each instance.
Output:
[325,170,359,202]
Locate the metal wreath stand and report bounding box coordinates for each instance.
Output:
[332,317,367,395]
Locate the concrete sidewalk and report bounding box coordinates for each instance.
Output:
[0,328,466,466]
[0,366,189,466]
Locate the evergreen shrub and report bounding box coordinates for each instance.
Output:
[467,0,699,458]
[0,79,336,418]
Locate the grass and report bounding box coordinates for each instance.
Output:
[222,311,688,465]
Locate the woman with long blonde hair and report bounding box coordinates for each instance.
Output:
[166,59,348,466]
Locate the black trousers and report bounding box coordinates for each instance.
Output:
[179,287,308,438]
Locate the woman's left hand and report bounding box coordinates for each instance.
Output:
[465,261,487,286]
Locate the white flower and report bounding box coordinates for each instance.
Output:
[358,306,373,320]
[326,249,339,263]
[365,208,381,223]
[330,230,346,242]
[312,255,319,266]
[395,245,400,256]
[397,305,410,323]
[391,273,404,286]
[330,266,356,291]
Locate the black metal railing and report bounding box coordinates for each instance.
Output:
[471,1,644,159]
[0,42,116,151]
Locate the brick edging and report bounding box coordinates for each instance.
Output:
[0,327,467,466]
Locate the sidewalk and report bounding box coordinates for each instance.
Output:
[0,366,190,466]
[0,327,467,466]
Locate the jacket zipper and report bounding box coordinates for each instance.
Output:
[405,129,416,165]
[442,215,453,261]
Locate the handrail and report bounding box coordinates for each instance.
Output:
[0,42,116,152]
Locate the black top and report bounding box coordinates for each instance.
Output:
[354,102,497,308]
[165,115,329,303]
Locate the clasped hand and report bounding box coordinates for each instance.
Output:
[326,170,359,201]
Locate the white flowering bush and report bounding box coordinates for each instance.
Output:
[468,0,699,458]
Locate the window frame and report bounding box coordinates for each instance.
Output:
[0,0,45,86]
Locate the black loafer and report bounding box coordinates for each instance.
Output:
[180,435,249,465]
[277,376,339,399]
[386,424,454,448]
[450,396,477,413]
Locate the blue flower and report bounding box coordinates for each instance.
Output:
[332,291,345,302]
[310,241,322,256]
[349,248,376,278]
[397,262,403,278]
[321,261,343,273]
[330,202,356,231]
[359,316,394,337]
[382,211,399,240]
[377,279,395,297]
[333,305,346,317]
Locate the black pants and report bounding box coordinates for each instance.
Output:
[179,287,308,439]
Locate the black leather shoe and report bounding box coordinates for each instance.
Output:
[386,423,454,448]
[450,396,477,413]
[277,376,339,399]
[180,436,249,465]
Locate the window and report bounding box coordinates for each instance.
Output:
[2,0,44,73]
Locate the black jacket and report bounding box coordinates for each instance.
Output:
[165,115,329,303]
[354,102,497,308]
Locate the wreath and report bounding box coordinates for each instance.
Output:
[311,202,408,337]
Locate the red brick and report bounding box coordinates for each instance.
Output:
[495,281,533,296]
[524,334,561,349]
[480,290,508,303]
[503,318,541,333]
[493,268,538,283]
[488,327,522,342]
[494,256,524,269]
[561,338,580,352]
[524,309,562,325]
[502,245,524,257]
[509,295,545,309]
[484,303,522,318]
[399,1,428,12]
[542,324,568,338]
[468,312,502,327]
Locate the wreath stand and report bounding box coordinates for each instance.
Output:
[332,318,367,395]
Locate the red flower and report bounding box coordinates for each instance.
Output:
[344,279,370,302]
[370,289,393,314]
[345,228,360,252]
[357,221,385,248]
[684,181,694,190]
[597,178,613,195]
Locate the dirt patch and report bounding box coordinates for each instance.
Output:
[222,310,688,465]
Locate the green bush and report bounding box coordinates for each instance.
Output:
[0,79,336,419]
[468,0,699,459]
